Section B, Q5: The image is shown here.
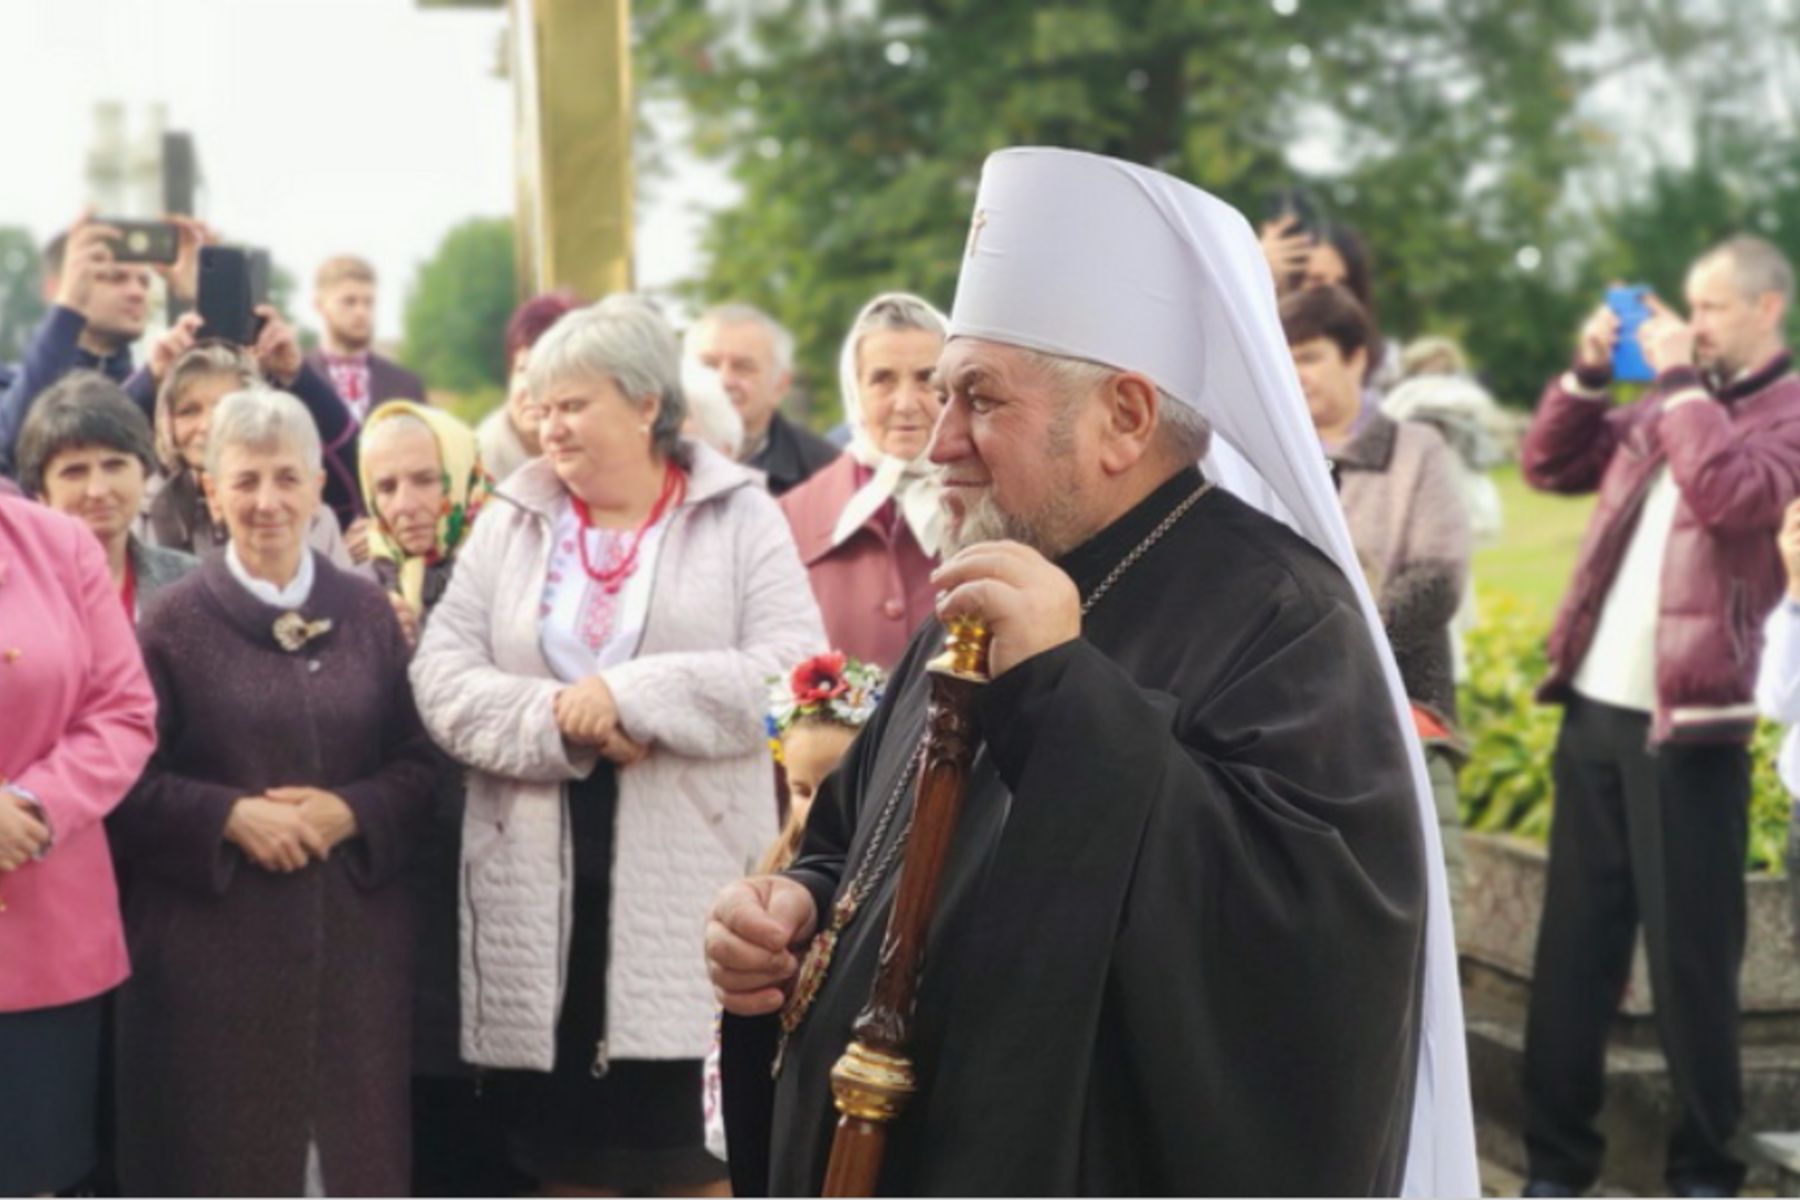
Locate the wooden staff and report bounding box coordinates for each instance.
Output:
[821,617,991,1197]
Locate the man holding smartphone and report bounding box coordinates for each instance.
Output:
[0,212,204,476]
[1518,235,1800,1198]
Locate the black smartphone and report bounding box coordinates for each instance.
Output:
[197,245,270,345]
[1263,187,1320,237]
[100,218,180,265]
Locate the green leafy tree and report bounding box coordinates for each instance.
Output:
[636,0,1613,410]
[402,217,517,394]
[637,0,1800,413]
[0,227,47,364]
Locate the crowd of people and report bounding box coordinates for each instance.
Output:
[1,151,1797,1198]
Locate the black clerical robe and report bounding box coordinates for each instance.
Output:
[722,466,1426,1196]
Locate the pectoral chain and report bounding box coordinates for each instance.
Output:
[771,478,1215,1077]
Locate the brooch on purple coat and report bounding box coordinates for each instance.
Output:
[272,611,333,653]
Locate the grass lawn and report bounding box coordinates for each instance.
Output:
[1474,464,1595,619]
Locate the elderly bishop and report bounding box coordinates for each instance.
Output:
[706,148,1476,1197]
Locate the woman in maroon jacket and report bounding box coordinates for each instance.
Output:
[777,293,946,669]
[110,388,438,1196]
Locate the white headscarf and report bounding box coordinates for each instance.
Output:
[831,292,951,555]
[951,147,1478,1198]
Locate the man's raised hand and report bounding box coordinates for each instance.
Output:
[54,215,123,318]
[932,540,1082,677]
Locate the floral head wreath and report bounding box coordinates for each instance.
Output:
[765,652,886,764]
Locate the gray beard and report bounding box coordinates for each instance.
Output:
[939,482,1085,559]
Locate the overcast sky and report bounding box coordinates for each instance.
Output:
[0,0,722,342]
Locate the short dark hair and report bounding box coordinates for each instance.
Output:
[17,371,157,497]
[1280,284,1377,362]
[1318,224,1376,323]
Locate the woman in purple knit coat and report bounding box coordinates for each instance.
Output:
[109,388,439,1196]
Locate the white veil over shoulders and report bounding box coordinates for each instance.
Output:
[949,147,1478,1198]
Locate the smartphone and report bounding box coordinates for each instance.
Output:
[1606,284,1655,383]
[197,245,270,345]
[1263,187,1320,238]
[100,218,180,265]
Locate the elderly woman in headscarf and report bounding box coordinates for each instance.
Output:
[110,388,439,1196]
[147,339,356,567]
[356,399,519,1196]
[359,401,494,641]
[410,294,822,1196]
[776,292,948,669]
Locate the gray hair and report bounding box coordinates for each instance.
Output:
[529,294,690,463]
[204,389,322,478]
[1019,349,1212,462]
[1400,335,1469,379]
[1699,234,1796,309]
[156,343,263,469]
[159,343,261,414]
[686,301,796,375]
[17,370,157,497]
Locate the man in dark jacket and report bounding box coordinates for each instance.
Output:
[1519,235,1800,1198]
[302,255,427,423]
[685,302,839,495]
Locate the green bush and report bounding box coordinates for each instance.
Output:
[1457,591,1791,874]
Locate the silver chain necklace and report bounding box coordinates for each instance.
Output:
[774,478,1216,1069]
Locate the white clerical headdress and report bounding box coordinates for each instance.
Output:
[950,147,1478,1199]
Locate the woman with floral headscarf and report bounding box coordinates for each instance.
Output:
[358,401,495,644]
[356,399,515,1195]
[777,293,948,669]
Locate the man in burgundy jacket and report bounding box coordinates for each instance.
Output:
[1518,235,1800,1198]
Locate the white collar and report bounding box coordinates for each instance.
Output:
[226,540,316,609]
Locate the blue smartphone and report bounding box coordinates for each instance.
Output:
[1606,285,1655,383]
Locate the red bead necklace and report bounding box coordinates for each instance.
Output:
[570,462,686,594]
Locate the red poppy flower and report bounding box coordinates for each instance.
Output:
[791,652,850,704]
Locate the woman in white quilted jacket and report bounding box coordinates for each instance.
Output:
[410,295,825,1196]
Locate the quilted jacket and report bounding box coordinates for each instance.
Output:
[410,442,825,1068]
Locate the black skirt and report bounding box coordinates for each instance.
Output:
[0,994,105,1195]
[495,764,725,1193]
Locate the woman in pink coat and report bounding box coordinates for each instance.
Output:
[777,293,948,669]
[0,494,157,1194]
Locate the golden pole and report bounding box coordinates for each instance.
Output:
[509,0,634,299]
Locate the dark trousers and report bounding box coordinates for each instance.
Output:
[1523,696,1749,1192]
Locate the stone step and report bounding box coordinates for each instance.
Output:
[1468,1012,1800,1195]
[1751,1131,1800,1195]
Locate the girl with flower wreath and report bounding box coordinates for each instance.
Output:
[704,650,886,1164]
[758,651,887,874]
